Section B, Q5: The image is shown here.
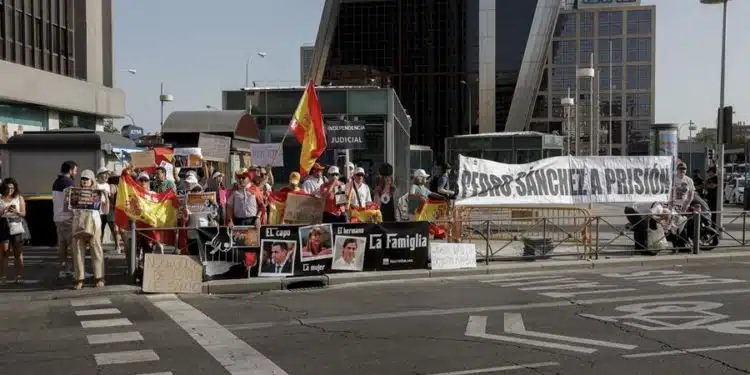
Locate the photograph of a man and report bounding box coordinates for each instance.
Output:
[259,240,295,276]
[332,236,365,271]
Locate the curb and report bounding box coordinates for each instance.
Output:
[202,251,750,295]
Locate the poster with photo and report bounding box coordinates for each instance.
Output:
[297,224,333,275]
[331,235,366,271]
[68,188,103,211]
[230,226,259,248]
[258,225,299,277]
[363,221,430,271]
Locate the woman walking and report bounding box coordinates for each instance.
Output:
[0,178,26,284]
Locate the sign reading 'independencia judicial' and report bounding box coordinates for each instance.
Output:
[325,120,366,150]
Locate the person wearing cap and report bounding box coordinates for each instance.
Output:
[136,172,152,191]
[184,173,203,193]
[320,166,347,223]
[302,163,326,197]
[672,162,695,212]
[226,169,262,227]
[95,167,119,252]
[407,169,442,220]
[280,172,302,193]
[347,167,372,209]
[153,166,176,193]
[71,169,107,290]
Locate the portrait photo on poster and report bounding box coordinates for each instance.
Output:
[299,224,333,262]
[258,239,296,277]
[332,235,366,271]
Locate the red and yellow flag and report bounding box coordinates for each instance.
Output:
[350,203,383,223]
[415,200,450,239]
[289,80,326,176]
[114,171,179,228]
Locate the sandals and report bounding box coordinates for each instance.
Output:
[95,279,105,288]
[74,281,84,290]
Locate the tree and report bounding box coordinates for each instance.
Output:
[102,119,119,134]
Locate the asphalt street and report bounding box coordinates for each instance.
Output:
[2,260,750,374]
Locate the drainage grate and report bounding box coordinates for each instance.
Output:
[284,280,328,291]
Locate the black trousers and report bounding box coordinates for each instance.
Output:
[233,217,257,226]
[323,212,346,223]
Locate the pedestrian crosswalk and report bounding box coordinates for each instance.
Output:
[71,297,173,375]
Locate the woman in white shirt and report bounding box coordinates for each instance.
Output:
[95,168,118,250]
[72,169,108,290]
[0,178,26,284]
[348,167,372,209]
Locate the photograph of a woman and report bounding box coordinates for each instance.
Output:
[298,224,333,261]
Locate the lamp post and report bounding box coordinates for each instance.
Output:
[460,79,473,135]
[245,52,267,89]
[700,0,729,229]
[562,88,575,156]
[576,54,596,156]
[159,82,174,134]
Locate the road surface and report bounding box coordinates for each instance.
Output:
[2,260,750,374]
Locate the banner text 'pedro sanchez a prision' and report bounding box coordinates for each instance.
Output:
[456,155,673,205]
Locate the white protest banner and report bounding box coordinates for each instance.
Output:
[457,155,672,205]
[250,143,284,167]
[430,243,477,270]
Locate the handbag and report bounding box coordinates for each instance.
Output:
[7,216,24,236]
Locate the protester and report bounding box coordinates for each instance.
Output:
[205,171,226,221]
[348,167,372,209]
[672,163,695,211]
[436,163,456,199]
[95,168,115,247]
[302,163,326,197]
[226,170,262,226]
[154,166,176,193]
[0,178,26,283]
[133,171,163,256]
[407,169,443,220]
[53,160,77,279]
[374,164,396,222]
[71,169,107,289]
[280,172,302,193]
[321,166,347,223]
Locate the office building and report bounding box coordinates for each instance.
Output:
[0,0,124,138]
[309,0,561,159]
[530,0,655,155]
[300,44,314,85]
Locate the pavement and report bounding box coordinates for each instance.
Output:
[3,257,750,374]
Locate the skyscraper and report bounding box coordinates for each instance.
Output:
[0,0,123,134]
[300,44,314,85]
[308,0,561,159]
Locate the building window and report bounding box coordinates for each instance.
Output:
[552,40,576,65]
[599,66,623,90]
[626,119,651,155]
[626,37,651,62]
[579,39,593,64]
[580,12,594,37]
[532,95,549,118]
[627,9,652,35]
[625,93,650,117]
[598,39,622,63]
[598,11,623,37]
[626,65,651,90]
[554,13,576,37]
[599,93,623,117]
[551,67,576,92]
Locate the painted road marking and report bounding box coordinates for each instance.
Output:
[465,315,596,353]
[71,297,112,307]
[481,273,636,299]
[427,362,559,375]
[601,270,746,287]
[503,313,637,350]
[81,318,132,329]
[137,373,173,375]
[87,331,144,345]
[75,308,121,317]
[227,288,750,331]
[94,349,160,365]
[148,294,289,375]
[623,344,750,358]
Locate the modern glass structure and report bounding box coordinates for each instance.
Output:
[300,44,314,85]
[0,0,124,136]
[221,86,412,193]
[529,0,655,155]
[308,0,561,161]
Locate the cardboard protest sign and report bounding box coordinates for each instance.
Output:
[283,193,324,224]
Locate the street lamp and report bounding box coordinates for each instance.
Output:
[245,52,267,89]
[562,88,575,156]
[700,0,729,229]
[159,82,174,134]
[577,54,596,156]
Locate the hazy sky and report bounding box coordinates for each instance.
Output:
[113,0,748,134]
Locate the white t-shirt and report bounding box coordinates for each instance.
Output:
[302,176,325,197]
[97,182,111,215]
[672,175,695,202]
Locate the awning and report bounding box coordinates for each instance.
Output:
[162,110,261,141]
[1,129,137,151]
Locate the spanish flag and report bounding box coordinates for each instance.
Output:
[289,80,326,176]
[267,191,288,225]
[114,171,180,228]
[350,203,383,223]
[415,200,450,239]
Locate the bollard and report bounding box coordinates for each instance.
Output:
[128,220,137,276]
[692,212,701,255]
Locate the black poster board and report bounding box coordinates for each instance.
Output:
[258,225,300,277]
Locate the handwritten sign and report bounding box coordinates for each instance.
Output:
[198,133,231,163]
[174,147,203,168]
[68,188,103,211]
[142,254,203,294]
[250,143,284,167]
[283,193,324,224]
[429,243,477,270]
[129,151,155,168]
[230,226,260,247]
[181,192,215,214]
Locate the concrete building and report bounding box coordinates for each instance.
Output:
[529,0,655,156]
[300,44,314,85]
[0,0,124,138]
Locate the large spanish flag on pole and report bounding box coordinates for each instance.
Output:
[289,80,326,176]
[114,171,180,228]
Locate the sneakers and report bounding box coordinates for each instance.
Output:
[58,264,73,279]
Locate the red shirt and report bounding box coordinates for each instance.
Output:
[320,181,345,216]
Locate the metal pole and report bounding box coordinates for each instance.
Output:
[468,85,473,135]
[245,56,251,89]
[608,40,613,155]
[716,0,728,231]
[574,64,579,156]
[128,221,136,277]
[159,82,164,134]
[589,53,595,156]
[688,121,694,171]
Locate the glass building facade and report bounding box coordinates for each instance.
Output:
[530,2,655,156]
[299,45,314,85]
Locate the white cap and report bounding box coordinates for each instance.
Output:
[212,171,223,179]
[354,167,365,175]
[328,166,340,175]
[97,167,109,175]
[185,175,199,184]
[137,172,150,181]
[413,169,429,178]
[81,169,96,180]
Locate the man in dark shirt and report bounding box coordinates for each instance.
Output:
[704,167,719,224]
[52,160,77,278]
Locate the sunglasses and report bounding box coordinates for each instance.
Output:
[81,177,90,181]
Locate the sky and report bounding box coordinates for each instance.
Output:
[113,0,749,135]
